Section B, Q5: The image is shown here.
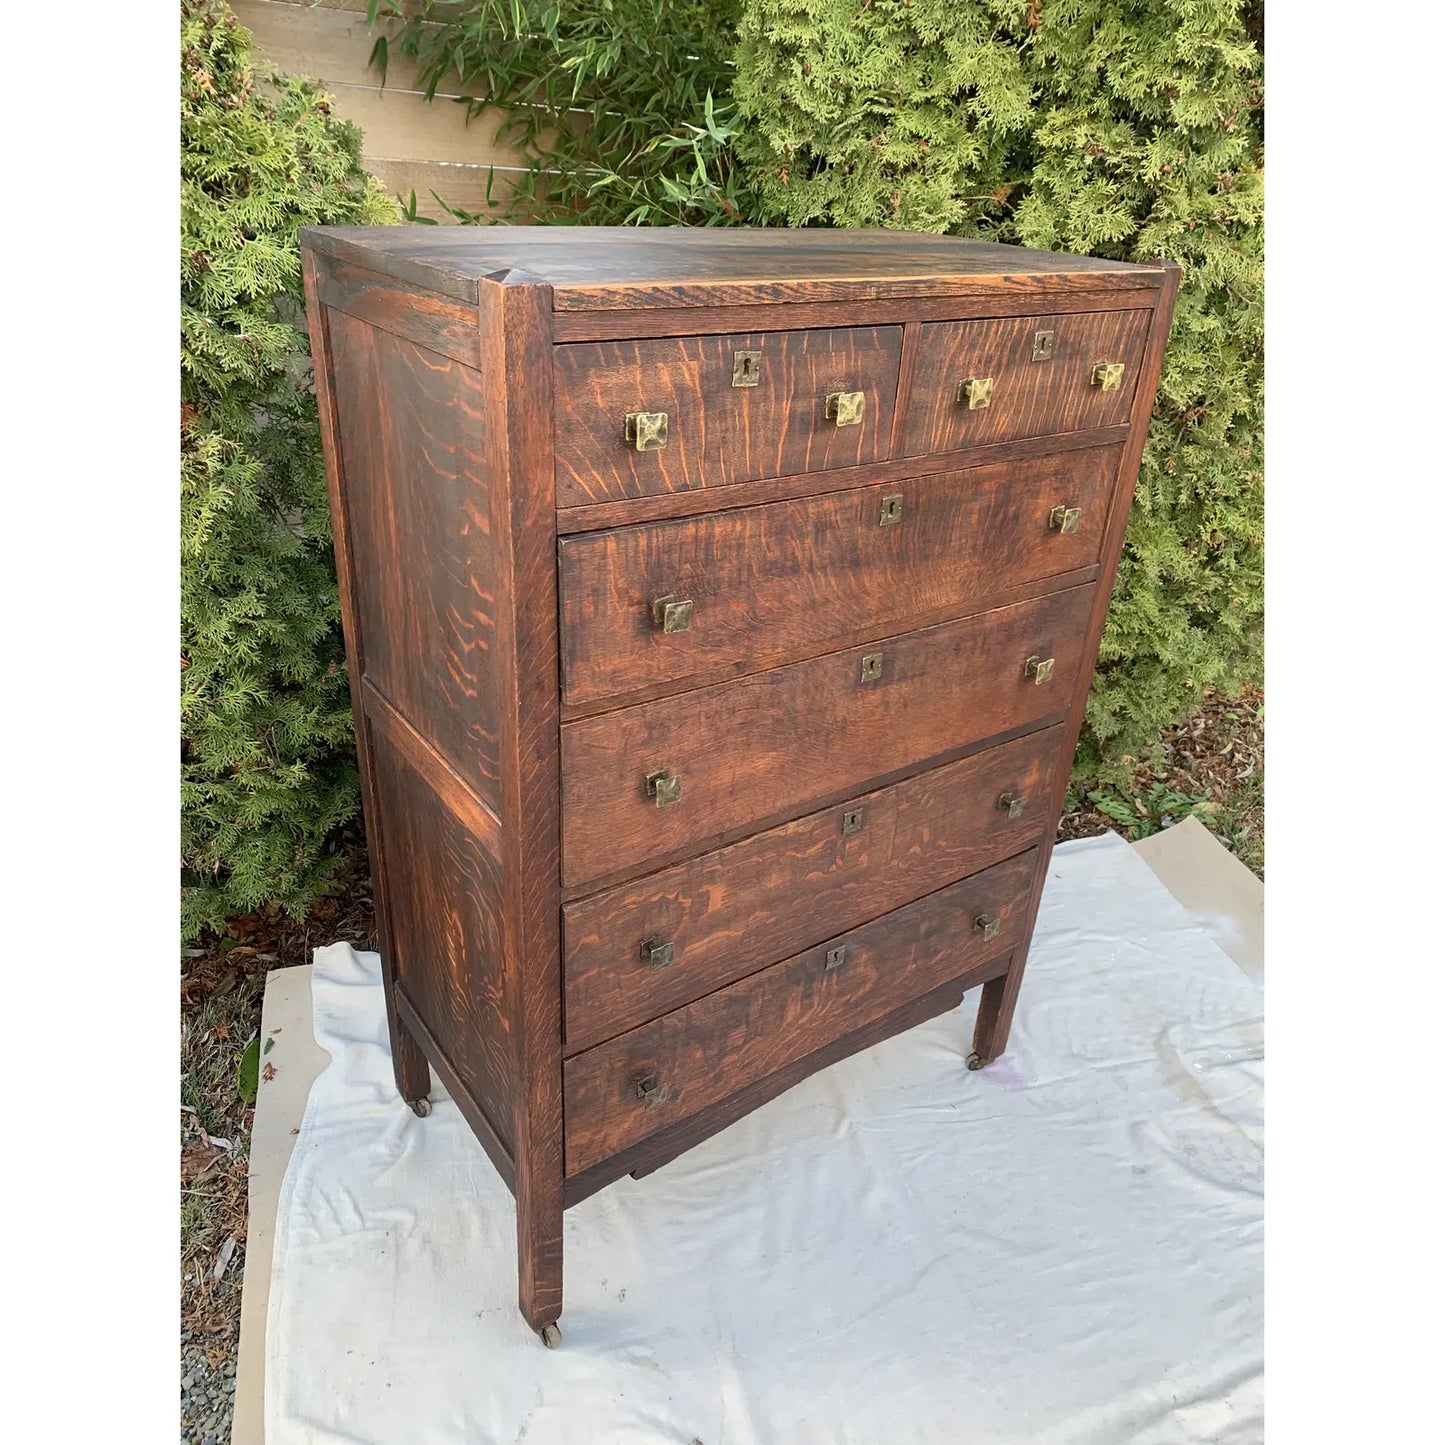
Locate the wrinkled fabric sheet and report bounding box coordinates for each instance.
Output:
[268,832,1263,1444]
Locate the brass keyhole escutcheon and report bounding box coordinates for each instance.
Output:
[824,945,848,972]
[998,792,1028,820]
[841,807,866,836]
[859,653,884,684]
[825,390,865,427]
[1049,505,1082,535]
[624,410,669,451]
[640,935,675,970]
[1032,330,1056,362]
[974,914,1001,942]
[1024,655,1055,686]
[957,377,994,410]
[651,595,695,633]
[732,350,762,387]
[1091,362,1125,392]
[644,769,682,807]
[879,493,904,527]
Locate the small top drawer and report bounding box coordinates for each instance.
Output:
[552,326,903,507]
[899,309,1152,457]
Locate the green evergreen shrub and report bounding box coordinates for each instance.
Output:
[181,0,397,939]
[732,0,1263,774]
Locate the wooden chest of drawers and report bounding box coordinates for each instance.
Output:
[300,226,1178,1346]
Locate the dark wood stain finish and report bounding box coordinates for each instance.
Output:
[300,226,1177,1340]
[553,327,903,506]
[558,446,1119,705]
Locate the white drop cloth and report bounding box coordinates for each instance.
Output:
[267,832,1263,1444]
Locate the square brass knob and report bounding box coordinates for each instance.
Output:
[998,792,1028,820]
[1049,505,1082,535]
[825,390,865,426]
[1024,655,1055,686]
[1091,362,1125,392]
[651,595,694,633]
[974,914,1001,942]
[957,377,994,410]
[644,769,682,807]
[634,1073,669,1108]
[624,410,669,451]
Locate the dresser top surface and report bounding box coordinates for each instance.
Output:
[300,225,1170,312]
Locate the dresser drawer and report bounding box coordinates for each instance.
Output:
[561,584,1093,888]
[563,727,1060,1054]
[899,309,1152,458]
[559,446,1118,705]
[563,848,1036,1176]
[552,326,903,507]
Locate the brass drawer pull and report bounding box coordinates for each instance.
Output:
[624,410,669,451]
[1091,362,1125,392]
[639,935,674,970]
[634,1073,669,1108]
[1024,654,1055,685]
[998,792,1028,819]
[859,652,883,684]
[957,376,994,410]
[732,350,761,387]
[879,493,904,527]
[1049,505,1082,535]
[841,807,866,836]
[643,769,682,807]
[650,595,694,633]
[824,390,865,427]
[1032,330,1056,361]
[824,945,848,972]
[974,914,1001,942]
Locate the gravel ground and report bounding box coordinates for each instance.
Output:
[180,1335,237,1444]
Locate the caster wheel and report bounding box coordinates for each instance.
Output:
[538,1322,562,1349]
[966,1051,986,1071]
[409,1096,433,1118]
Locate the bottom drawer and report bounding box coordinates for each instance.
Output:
[563,847,1038,1178]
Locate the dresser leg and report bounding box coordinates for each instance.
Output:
[517,1197,564,1345]
[388,1006,432,1113]
[969,966,1024,1070]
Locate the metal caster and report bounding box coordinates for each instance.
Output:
[537,1322,562,1349]
[966,1051,987,1071]
[409,1096,433,1118]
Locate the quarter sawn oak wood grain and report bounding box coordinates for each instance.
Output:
[300,224,1178,1341]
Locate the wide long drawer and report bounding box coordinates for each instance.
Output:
[563,726,1062,1054]
[899,309,1151,457]
[552,326,903,507]
[563,848,1037,1177]
[558,446,1118,706]
[560,584,1094,889]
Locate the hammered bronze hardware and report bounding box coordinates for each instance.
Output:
[859,653,883,684]
[732,350,762,387]
[998,792,1028,820]
[879,493,904,526]
[974,915,1001,942]
[1091,362,1125,392]
[841,807,866,836]
[1049,505,1082,535]
[825,390,865,426]
[650,595,695,633]
[639,935,675,970]
[1032,330,1056,361]
[643,769,682,807]
[634,1073,669,1108]
[1024,655,1055,686]
[624,410,669,451]
[957,377,994,410]
[824,945,848,971]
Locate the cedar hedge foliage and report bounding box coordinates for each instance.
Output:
[181,0,397,940]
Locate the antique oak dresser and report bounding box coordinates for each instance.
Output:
[299,227,1178,1347]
